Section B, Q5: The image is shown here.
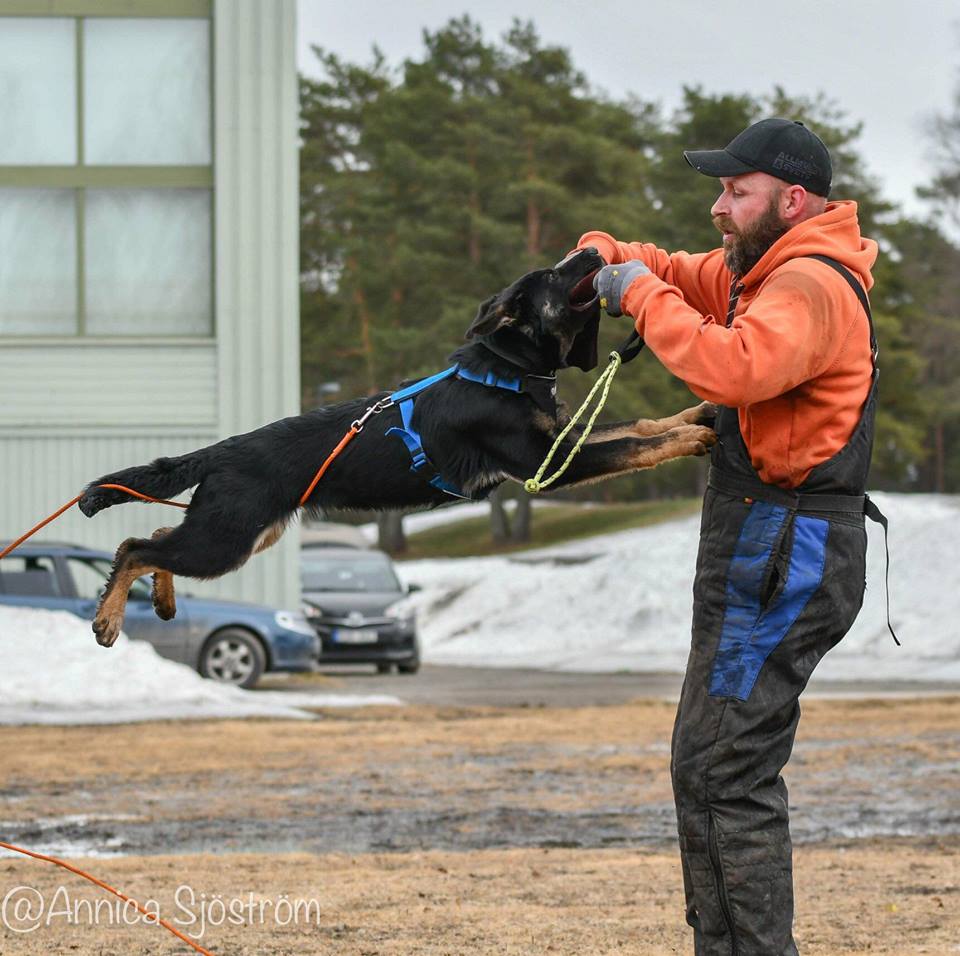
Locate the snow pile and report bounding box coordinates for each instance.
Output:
[399,492,960,682]
[0,606,399,725]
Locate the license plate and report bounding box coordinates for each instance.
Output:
[333,627,378,644]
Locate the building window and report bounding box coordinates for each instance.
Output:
[0,4,212,337]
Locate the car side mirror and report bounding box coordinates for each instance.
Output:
[406,583,422,594]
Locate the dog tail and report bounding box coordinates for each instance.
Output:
[78,448,213,518]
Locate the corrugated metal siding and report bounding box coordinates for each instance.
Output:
[213,0,300,610]
[0,431,297,606]
[0,344,217,428]
[0,431,215,553]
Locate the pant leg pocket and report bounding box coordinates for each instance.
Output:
[758,518,795,610]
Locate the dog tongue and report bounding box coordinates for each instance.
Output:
[569,270,600,308]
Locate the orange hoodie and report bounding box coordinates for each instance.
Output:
[577,201,878,488]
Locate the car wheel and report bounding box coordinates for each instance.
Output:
[376,663,392,674]
[397,658,420,675]
[199,628,266,689]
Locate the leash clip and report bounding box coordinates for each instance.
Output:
[351,397,394,432]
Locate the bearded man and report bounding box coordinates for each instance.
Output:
[570,118,882,954]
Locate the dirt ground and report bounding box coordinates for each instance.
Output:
[0,693,958,954]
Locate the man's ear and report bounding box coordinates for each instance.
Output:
[465,289,522,339]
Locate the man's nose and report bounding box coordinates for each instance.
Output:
[711,193,728,218]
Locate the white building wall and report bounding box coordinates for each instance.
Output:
[0,0,301,612]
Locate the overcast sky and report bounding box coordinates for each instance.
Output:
[297,0,957,225]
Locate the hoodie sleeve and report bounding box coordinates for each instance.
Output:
[619,266,862,407]
[576,230,727,322]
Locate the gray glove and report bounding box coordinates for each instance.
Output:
[593,260,650,317]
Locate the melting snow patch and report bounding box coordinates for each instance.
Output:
[398,492,960,682]
[0,606,400,725]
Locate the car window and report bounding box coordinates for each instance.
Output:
[67,557,151,602]
[301,552,400,593]
[0,555,61,596]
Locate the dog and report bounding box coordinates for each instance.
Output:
[78,249,716,647]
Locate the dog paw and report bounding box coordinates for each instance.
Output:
[152,592,176,621]
[667,424,717,456]
[151,566,176,621]
[92,617,121,648]
[690,401,717,427]
[691,424,718,451]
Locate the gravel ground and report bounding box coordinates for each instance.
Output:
[0,672,957,954]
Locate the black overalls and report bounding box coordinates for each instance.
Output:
[671,256,881,955]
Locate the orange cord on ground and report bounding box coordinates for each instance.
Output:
[0,840,215,955]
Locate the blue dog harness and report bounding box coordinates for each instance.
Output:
[386,363,538,499]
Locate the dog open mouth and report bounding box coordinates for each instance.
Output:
[569,270,600,311]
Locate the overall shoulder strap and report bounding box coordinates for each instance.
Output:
[803,254,877,361]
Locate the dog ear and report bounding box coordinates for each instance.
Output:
[465,289,521,340]
[563,310,601,371]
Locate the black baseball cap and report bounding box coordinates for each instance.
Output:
[683,118,832,197]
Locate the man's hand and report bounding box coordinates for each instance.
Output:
[594,261,650,317]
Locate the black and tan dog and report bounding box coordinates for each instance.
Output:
[79,250,716,647]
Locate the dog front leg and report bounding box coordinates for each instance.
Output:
[582,402,716,444]
[541,425,716,491]
[633,400,716,437]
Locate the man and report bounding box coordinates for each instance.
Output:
[573,118,881,954]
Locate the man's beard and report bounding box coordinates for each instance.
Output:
[715,197,789,277]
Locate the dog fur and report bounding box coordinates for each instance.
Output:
[79,250,716,647]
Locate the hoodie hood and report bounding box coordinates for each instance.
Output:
[739,200,878,291]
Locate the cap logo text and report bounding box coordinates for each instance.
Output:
[771,151,818,178]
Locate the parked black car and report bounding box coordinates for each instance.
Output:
[301,545,420,673]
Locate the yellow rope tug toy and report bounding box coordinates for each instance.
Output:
[524,349,623,494]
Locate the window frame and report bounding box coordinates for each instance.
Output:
[0,0,214,340]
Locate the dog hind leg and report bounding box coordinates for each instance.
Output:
[93,536,163,647]
[94,523,249,647]
[150,527,177,621]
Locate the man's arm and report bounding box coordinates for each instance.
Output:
[618,266,862,407]
[576,230,728,321]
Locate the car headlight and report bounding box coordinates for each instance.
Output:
[384,599,416,625]
[274,610,317,636]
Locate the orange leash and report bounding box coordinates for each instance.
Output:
[0,840,215,955]
[298,396,394,507]
[4,395,396,563]
[4,404,390,563]
[0,484,188,562]
[298,426,360,506]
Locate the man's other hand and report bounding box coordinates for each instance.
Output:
[594,261,650,317]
